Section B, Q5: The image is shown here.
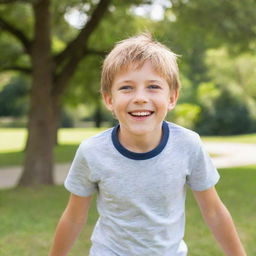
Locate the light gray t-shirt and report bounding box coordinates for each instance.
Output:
[64,121,220,256]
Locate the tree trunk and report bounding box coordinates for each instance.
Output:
[19,0,56,186]
[19,92,58,186]
[17,0,111,186]
[53,104,61,145]
[94,101,103,128]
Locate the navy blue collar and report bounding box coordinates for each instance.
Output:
[111,121,169,160]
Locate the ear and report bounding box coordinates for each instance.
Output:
[103,93,114,112]
[168,90,179,111]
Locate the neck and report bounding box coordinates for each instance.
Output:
[118,124,163,153]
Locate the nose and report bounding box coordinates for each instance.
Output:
[133,88,148,104]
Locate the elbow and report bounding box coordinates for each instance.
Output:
[203,201,231,226]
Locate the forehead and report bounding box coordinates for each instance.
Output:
[113,61,166,83]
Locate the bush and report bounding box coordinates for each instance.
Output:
[196,88,256,135]
[60,110,74,128]
[168,103,201,130]
[0,76,29,117]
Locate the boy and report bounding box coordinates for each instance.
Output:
[49,34,246,256]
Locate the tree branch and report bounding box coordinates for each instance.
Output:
[0,65,32,74]
[55,0,111,65]
[52,0,111,97]
[0,17,31,54]
[0,0,38,4]
[86,48,107,57]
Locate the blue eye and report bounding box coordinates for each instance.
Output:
[148,85,160,89]
[119,85,132,90]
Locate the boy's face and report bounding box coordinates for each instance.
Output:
[103,61,178,138]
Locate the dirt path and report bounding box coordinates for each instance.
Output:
[204,142,256,168]
[0,142,255,189]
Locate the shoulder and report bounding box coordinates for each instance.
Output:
[79,128,113,153]
[166,121,201,147]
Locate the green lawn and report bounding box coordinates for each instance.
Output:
[0,166,255,255]
[0,128,107,167]
[0,128,108,153]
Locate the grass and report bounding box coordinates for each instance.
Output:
[185,165,256,255]
[0,128,108,153]
[0,127,107,167]
[0,165,255,255]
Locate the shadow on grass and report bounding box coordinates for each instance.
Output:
[0,144,79,168]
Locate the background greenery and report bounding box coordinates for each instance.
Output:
[1,0,256,134]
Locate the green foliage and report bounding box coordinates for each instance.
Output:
[156,0,256,97]
[0,3,34,39]
[168,103,201,130]
[196,87,256,135]
[1,0,256,135]
[0,76,29,117]
[170,0,256,52]
[206,48,256,99]
[193,48,256,135]
[64,55,101,107]
[197,82,221,113]
[0,34,26,70]
[178,74,194,103]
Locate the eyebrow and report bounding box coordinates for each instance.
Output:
[117,79,163,84]
[148,80,162,83]
[118,80,134,84]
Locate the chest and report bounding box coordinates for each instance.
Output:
[94,157,188,211]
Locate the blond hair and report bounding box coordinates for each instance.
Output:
[101,33,180,95]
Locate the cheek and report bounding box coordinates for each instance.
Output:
[111,99,126,114]
[155,95,172,108]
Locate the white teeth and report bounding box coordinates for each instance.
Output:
[130,111,151,116]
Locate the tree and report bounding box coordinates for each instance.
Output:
[0,0,154,186]
[196,85,255,135]
[155,0,256,93]
[205,48,256,100]
[169,0,256,52]
[0,0,109,186]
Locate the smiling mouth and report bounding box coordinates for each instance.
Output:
[128,111,154,117]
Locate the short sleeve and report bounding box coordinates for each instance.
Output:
[186,135,220,191]
[64,143,97,197]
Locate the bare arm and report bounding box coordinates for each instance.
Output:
[192,187,246,256]
[48,193,92,256]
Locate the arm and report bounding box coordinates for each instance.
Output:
[48,193,92,256]
[192,187,246,256]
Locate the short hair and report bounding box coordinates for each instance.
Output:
[101,33,180,95]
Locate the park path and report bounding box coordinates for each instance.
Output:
[0,142,255,189]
